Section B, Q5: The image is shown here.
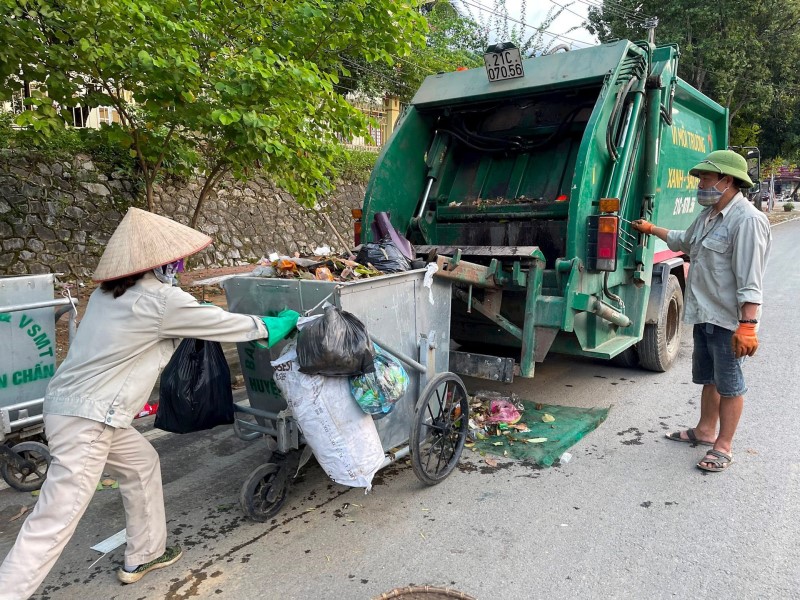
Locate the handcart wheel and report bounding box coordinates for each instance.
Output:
[240,462,288,522]
[410,372,469,486]
[1,441,52,492]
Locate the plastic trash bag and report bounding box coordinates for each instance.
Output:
[155,339,234,433]
[349,345,409,417]
[272,343,384,490]
[371,212,414,260]
[485,399,522,424]
[296,305,375,376]
[355,238,411,273]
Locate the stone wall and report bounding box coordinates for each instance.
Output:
[0,151,366,280]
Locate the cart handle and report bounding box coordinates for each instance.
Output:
[369,333,427,375]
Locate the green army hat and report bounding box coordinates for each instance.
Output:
[689,149,754,188]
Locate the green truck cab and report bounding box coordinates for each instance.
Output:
[359,40,727,382]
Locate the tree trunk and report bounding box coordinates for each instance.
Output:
[145,179,155,213]
[190,164,228,228]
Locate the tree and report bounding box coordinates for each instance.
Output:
[340,1,578,102]
[585,0,800,158]
[338,1,488,102]
[1,0,426,220]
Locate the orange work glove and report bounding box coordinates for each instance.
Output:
[732,322,758,358]
[631,219,654,234]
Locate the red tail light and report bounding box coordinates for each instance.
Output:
[352,209,362,246]
[587,215,618,271]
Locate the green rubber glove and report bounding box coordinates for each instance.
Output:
[260,309,300,348]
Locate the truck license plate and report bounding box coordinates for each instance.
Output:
[484,47,524,82]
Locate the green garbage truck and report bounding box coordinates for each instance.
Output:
[357,39,729,382]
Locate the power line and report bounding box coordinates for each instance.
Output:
[390,53,435,77]
[457,0,594,49]
[545,0,597,27]
[577,0,652,24]
[338,55,416,92]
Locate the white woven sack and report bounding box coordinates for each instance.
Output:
[272,343,384,490]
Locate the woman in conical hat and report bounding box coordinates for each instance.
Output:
[0,208,298,596]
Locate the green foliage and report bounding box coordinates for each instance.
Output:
[783,202,794,212]
[1,0,426,217]
[341,1,575,101]
[332,148,379,183]
[0,113,135,174]
[338,1,485,101]
[585,0,800,162]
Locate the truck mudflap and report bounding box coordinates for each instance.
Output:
[645,257,685,324]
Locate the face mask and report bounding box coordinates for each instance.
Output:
[153,259,185,286]
[697,179,730,207]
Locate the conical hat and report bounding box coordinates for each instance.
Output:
[93,207,212,282]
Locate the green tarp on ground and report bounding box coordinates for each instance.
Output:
[472,401,610,467]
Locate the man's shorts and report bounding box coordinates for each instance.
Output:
[692,323,747,397]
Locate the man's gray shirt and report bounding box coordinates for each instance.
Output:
[665,192,771,331]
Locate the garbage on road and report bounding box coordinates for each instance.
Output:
[467,391,610,467]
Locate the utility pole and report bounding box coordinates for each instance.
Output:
[644,17,659,45]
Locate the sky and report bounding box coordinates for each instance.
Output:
[454,0,599,49]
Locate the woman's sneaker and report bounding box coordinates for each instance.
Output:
[117,546,183,584]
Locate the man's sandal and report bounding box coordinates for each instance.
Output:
[665,428,714,446]
[697,449,733,472]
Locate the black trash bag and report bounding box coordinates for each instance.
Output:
[155,339,234,434]
[296,306,376,376]
[355,237,411,273]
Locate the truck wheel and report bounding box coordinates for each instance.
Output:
[639,274,683,372]
[611,345,639,368]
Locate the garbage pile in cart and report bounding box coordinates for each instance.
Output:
[249,210,421,282]
[251,238,417,282]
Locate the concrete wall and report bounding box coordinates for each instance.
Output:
[0,152,366,279]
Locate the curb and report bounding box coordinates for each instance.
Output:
[769,215,800,228]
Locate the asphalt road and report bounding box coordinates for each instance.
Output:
[1,218,798,600]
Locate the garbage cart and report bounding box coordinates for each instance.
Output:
[0,274,78,491]
[224,269,469,521]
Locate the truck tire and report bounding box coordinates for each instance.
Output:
[639,274,683,372]
[611,345,639,368]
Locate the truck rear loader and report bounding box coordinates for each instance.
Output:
[358,39,728,382]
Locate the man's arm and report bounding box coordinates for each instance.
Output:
[731,216,771,357]
[731,216,771,312]
[635,223,669,242]
[739,302,759,321]
[631,220,691,253]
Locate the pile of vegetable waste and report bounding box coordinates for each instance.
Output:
[252,253,384,282]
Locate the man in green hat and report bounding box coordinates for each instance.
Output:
[632,149,771,473]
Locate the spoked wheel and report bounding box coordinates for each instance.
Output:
[1,441,52,492]
[410,372,469,486]
[239,462,289,522]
